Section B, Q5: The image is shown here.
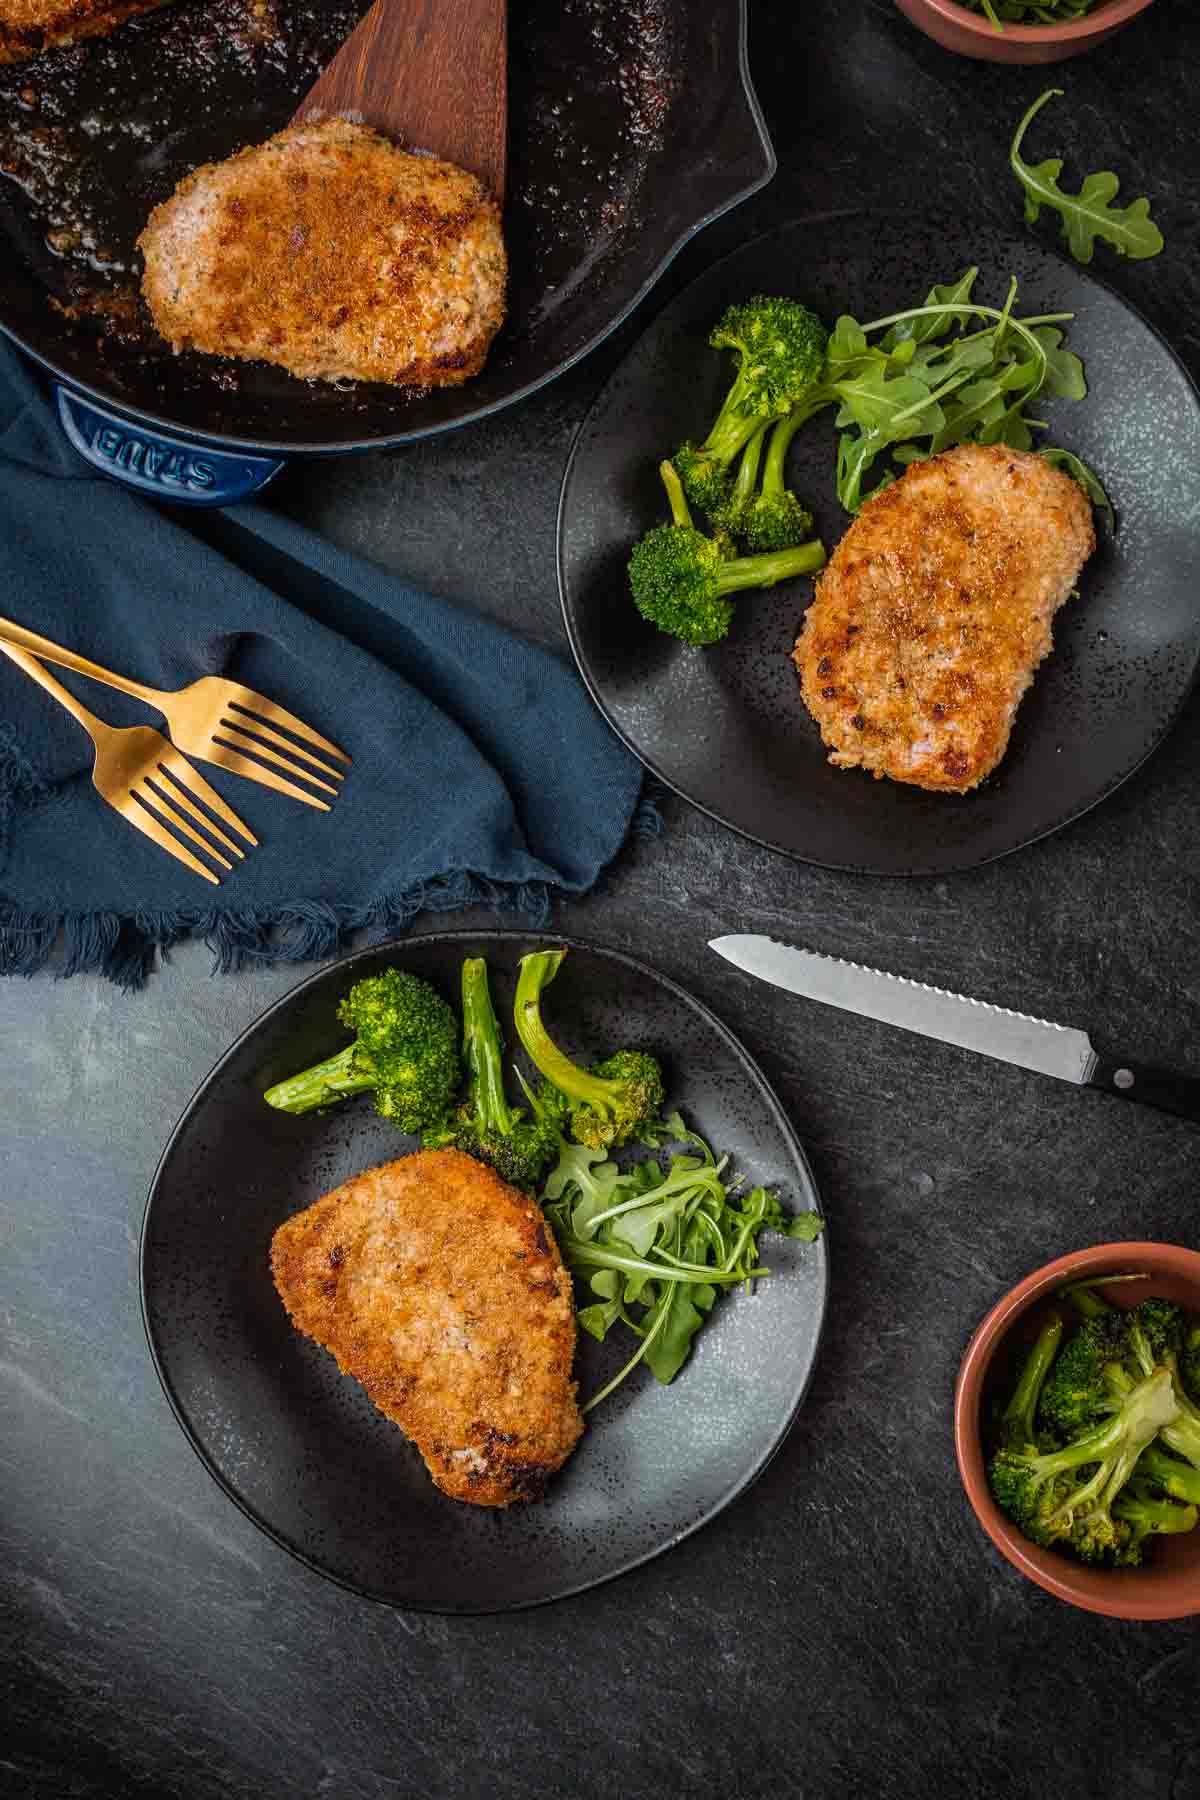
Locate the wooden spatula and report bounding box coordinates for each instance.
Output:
[292,0,507,202]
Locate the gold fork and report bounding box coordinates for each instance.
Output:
[0,642,257,886]
[0,610,350,812]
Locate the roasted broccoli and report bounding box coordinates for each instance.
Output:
[263,967,460,1133]
[673,296,829,517]
[422,958,562,1189]
[991,1364,1182,1564]
[628,459,826,648]
[989,1297,1200,1567]
[513,947,664,1152]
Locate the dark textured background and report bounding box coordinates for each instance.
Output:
[4,2,1200,1795]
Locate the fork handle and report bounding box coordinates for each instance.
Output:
[0,640,114,738]
[0,612,161,709]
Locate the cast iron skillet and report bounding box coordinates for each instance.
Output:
[139,931,828,1612]
[557,211,1200,876]
[0,0,773,500]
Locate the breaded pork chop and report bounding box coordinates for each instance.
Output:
[794,443,1095,793]
[138,119,506,388]
[270,1150,582,1507]
[0,0,171,61]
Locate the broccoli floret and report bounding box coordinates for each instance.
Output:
[737,409,816,552]
[422,958,561,1190]
[263,967,460,1133]
[673,297,828,516]
[629,460,826,648]
[1132,1297,1185,1367]
[1037,1301,1182,1435]
[990,1364,1183,1566]
[513,947,665,1152]
[1037,1310,1128,1437]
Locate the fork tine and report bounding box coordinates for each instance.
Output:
[227,694,351,764]
[114,791,221,884]
[213,725,340,796]
[203,740,333,810]
[137,781,234,871]
[218,712,345,782]
[149,770,245,860]
[157,750,258,847]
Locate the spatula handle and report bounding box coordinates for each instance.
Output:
[1088,1053,1200,1125]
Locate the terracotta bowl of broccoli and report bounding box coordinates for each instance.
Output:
[895,0,1155,65]
[955,1243,1200,1618]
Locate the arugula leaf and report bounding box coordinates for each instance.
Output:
[1011,89,1164,266]
[1040,447,1114,527]
[881,269,978,350]
[541,1114,824,1409]
[1029,326,1087,401]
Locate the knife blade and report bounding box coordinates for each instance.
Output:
[709,934,1200,1125]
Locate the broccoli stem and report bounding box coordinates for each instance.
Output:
[1000,1311,1064,1449]
[1113,1486,1199,1540]
[1137,1444,1200,1505]
[660,458,693,528]
[726,423,769,519]
[513,949,620,1122]
[1161,1398,1200,1471]
[263,1044,373,1114]
[1058,1282,1114,1321]
[711,540,826,596]
[461,958,516,1137]
[701,372,770,468]
[761,408,807,498]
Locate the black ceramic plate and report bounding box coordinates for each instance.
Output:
[140,932,827,1612]
[558,212,1200,876]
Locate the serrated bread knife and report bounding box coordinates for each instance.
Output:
[709,935,1200,1125]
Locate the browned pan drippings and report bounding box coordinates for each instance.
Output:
[0,0,684,442]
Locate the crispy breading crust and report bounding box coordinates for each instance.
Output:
[137,118,506,388]
[0,0,172,62]
[270,1150,583,1507]
[794,443,1095,793]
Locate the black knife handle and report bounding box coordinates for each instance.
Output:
[1088,1054,1200,1125]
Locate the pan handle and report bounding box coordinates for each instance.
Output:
[54,387,286,507]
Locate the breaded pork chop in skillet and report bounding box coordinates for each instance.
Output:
[138,118,506,388]
[271,1149,583,1507]
[0,0,172,61]
[794,442,1095,793]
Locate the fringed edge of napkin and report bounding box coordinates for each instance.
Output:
[0,792,664,990]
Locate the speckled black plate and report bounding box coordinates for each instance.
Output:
[557,211,1200,876]
[140,931,827,1612]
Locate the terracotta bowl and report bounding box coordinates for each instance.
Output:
[895,0,1156,64]
[955,1242,1200,1619]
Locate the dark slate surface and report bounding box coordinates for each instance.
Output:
[4,2,1200,1795]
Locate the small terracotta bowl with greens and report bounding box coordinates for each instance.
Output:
[895,0,1156,64]
[955,1242,1200,1620]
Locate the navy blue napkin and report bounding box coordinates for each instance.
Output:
[0,344,649,987]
